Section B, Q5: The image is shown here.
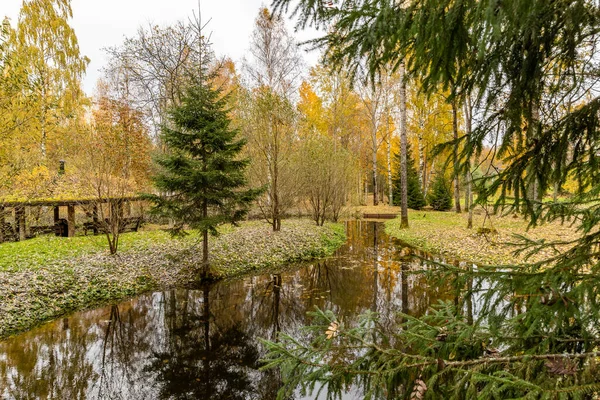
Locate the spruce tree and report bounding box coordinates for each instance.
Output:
[393,142,425,210]
[427,172,452,211]
[148,78,261,278]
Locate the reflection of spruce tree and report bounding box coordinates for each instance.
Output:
[393,142,426,210]
[146,285,260,399]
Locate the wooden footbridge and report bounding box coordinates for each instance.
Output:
[362,213,399,219]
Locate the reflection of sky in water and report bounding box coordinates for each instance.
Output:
[0,221,494,399]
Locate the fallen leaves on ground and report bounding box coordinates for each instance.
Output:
[0,219,344,338]
[385,209,578,265]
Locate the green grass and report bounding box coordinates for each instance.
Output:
[320,222,347,254]
[0,229,183,272]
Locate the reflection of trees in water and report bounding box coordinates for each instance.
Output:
[145,285,261,400]
[0,315,95,399]
[96,304,150,398]
[91,292,161,398]
[0,221,473,399]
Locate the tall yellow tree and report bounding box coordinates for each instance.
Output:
[13,0,88,163]
[307,65,365,204]
[0,18,22,194]
[406,84,454,196]
[297,81,327,136]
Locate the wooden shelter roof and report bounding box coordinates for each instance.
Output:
[0,196,143,208]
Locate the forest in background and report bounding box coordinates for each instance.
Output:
[0,0,502,232]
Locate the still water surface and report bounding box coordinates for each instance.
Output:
[0,221,475,399]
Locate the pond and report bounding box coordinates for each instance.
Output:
[0,221,483,399]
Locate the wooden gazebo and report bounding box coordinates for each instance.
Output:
[0,196,144,243]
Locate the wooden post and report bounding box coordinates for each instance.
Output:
[92,204,99,235]
[17,207,26,242]
[53,205,60,236]
[0,206,4,243]
[26,207,32,238]
[54,206,60,223]
[67,204,76,238]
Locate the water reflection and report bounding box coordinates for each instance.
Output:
[0,221,460,399]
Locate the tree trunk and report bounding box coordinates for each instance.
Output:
[425,160,434,196]
[464,97,474,229]
[16,207,26,242]
[272,125,281,231]
[398,63,409,228]
[92,205,99,235]
[107,200,121,254]
[533,103,542,207]
[418,133,425,193]
[371,124,378,206]
[202,199,209,278]
[387,136,393,206]
[452,100,462,213]
[466,171,473,229]
[357,172,362,205]
[364,176,368,205]
[53,206,60,225]
[528,90,543,211]
[465,179,470,210]
[385,100,393,206]
[40,68,47,160]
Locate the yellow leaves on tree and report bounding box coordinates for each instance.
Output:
[14,0,89,160]
[0,0,89,200]
[76,81,152,200]
[297,81,327,136]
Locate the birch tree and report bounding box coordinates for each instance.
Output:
[396,63,409,227]
[104,21,206,139]
[243,7,303,231]
[464,95,475,229]
[356,76,384,206]
[14,0,88,161]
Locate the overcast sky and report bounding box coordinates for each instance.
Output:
[2,0,322,95]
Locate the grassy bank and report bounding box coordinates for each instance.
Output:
[385,209,578,265]
[0,219,345,339]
